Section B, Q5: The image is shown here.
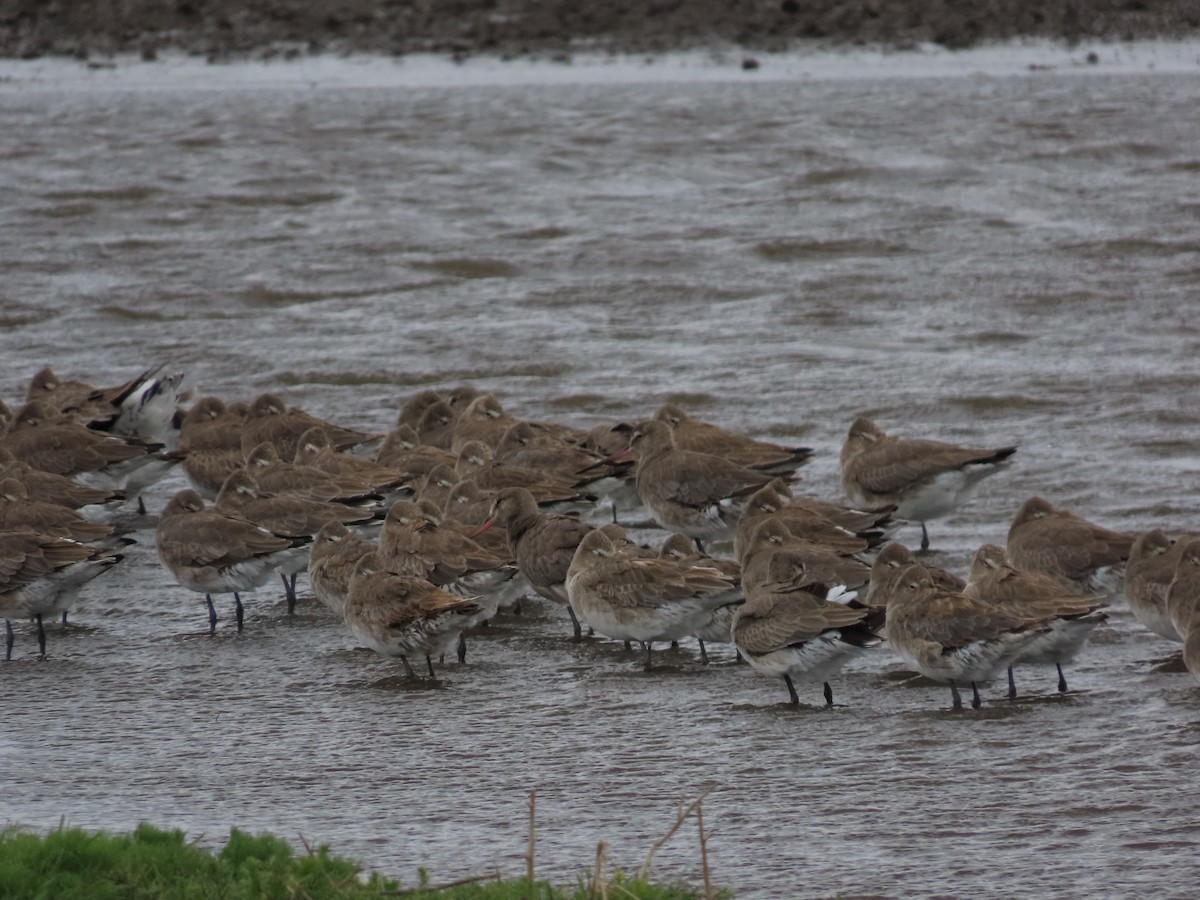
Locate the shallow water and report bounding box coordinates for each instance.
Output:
[2,49,1200,898]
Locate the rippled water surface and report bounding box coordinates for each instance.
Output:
[2,51,1200,898]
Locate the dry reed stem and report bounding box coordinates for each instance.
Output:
[636,782,720,883]
[590,840,609,900]
[696,802,713,900]
[526,787,537,888]
[387,870,502,896]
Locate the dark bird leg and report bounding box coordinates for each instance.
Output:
[61,611,69,625]
[35,613,46,658]
[735,649,744,663]
[1007,666,1018,700]
[698,639,709,664]
[5,619,13,661]
[949,681,963,710]
[1056,663,1068,693]
[566,604,583,641]
[399,655,416,677]
[624,641,632,651]
[693,538,706,554]
[823,682,834,707]
[783,674,800,705]
[457,633,467,664]
[641,641,654,671]
[920,523,930,552]
[281,572,298,615]
[425,655,436,677]
[137,496,146,515]
[234,593,244,632]
[206,594,217,635]
[971,681,982,709]
[512,596,522,616]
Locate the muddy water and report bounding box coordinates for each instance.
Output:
[2,52,1200,897]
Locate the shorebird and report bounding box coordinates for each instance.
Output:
[244,443,383,504]
[415,400,458,450]
[472,486,594,639]
[658,532,743,663]
[26,365,185,443]
[884,564,1052,710]
[456,440,593,505]
[1,530,123,659]
[1006,497,1135,598]
[965,544,1108,697]
[239,393,377,461]
[865,541,965,609]
[156,489,311,633]
[1,400,173,494]
[0,447,124,511]
[1166,537,1200,648]
[732,552,882,705]
[1125,529,1191,642]
[307,521,376,617]
[342,553,480,677]
[177,397,248,499]
[376,500,520,660]
[395,389,444,432]
[653,403,813,476]
[839,416,1016,551]
[374,425,457,478]
[0,478,117,544]
[615,419,778,551]
[734,481,879,562]
[564,527,740,670]
[449,393,519,454]
[214,469,380,612]
[293,428,410,494]
[739,518,871,595]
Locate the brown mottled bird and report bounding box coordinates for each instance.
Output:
[473,486,594,640]
[840,416,1016,551]
[732,552,881,706]
[564,527,740,670]
[1006,496,1135,598]
[307,521,376,618]
[215,469,381,612]
[654,403,813,477]
[1165,537,1200,658]
[616,419,779,551]
[374,424,457,478]
[1,530,123,659]
[965,543,1108,698]
[865,541,965,609]
[343,552,480,677]
[884,564,1052,710]
[155,488,311,634]
[1125,528,1192,642]
[0,478,116,544]
[239,393,376,460]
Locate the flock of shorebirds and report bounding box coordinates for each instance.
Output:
[2,365,1198,711]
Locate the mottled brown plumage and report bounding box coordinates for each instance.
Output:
[1006,496,1134,597]
[840,416,1016,550]
[654,402,813,476]
[1125,528,1191,642]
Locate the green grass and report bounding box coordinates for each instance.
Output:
[0,823,721,899]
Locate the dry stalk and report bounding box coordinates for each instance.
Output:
[696,801,714,900]
[590,840,610,900]
[386,870,502,896]
[636,782,720,883]
[526,787,538,888]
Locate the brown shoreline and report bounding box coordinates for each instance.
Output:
[2,0,1199,63]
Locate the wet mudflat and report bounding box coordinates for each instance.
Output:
[2,48,1200,898]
